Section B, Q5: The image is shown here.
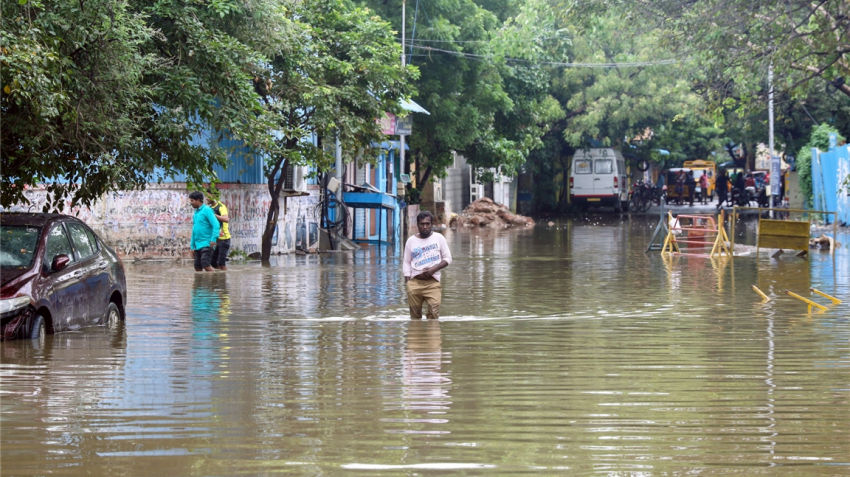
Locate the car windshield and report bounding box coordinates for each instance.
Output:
[1,225,42,269]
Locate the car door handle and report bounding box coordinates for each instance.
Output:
[594,178,601,180]
[72,270,83,277]
[97,261,108,269]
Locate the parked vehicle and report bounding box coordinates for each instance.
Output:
[569,148,629,212]
[0,213,127,341]
[751,171,767,189]
[665,168,693,204]
[683,160,717,198]
[628,180,660,213]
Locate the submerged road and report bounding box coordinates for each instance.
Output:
[2,215,849,475]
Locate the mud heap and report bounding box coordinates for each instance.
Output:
[451,197,535,229]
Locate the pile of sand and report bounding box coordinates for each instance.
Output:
[451,197,534,229]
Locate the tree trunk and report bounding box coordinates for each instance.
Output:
[417,165,433,190]
[261,192,279,263]
[558,154,569,207]
[261,154,290,263]
[745,142,756,171]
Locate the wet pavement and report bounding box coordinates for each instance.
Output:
[2,215,849,475]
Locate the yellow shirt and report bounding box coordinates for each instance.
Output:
[211,202,231,240]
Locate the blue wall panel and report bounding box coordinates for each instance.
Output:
[811,145,850,225]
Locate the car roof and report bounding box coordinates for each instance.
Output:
[0,212,79,227]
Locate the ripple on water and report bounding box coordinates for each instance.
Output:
[1,216,849,475]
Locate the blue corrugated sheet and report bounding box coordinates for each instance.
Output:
[811,145,850,224]
[162,129,323,185]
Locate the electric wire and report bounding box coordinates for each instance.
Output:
[406,43,681,68]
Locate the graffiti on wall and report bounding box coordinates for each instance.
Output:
[283,192,321,251]
[2,183,322,258]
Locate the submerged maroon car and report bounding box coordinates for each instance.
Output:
[0,213,127,341]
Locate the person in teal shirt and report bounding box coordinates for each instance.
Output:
[188,191,220,272]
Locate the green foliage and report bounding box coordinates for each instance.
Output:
[1,0,292,209]
[554,15,701,149]
[796,124,844,207]
[568,0,850,108]
[362,0,514,185]
[261,0,416,182]
[253,0,414,259]
[631,115,729,167]
[509,6,718,212]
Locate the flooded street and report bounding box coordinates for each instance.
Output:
[2,215,849,475]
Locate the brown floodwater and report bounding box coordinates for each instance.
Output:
[2,215,849,475]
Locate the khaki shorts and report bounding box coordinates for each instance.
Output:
[406,278,442,319]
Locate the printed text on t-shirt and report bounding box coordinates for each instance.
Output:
[411,243,442,270]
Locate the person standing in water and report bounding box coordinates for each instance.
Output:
[206,194,231,271]
[188,191,220,272]
[403,211,452,319]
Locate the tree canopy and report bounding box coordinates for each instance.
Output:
[1,0,292,208]
[254,0,416,261]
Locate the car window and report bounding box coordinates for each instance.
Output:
[595,159,613,174]
[85,227,100,253]
[67,223,97,260]
[0,225,41,269]
[45,225,75,268]
[574,160,592,174]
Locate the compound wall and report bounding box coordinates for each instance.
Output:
[4,183,321,258]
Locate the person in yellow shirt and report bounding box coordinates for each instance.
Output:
[206,194,231,271]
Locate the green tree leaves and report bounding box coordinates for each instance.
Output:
[1,0,294,209]
[256,0,416,260]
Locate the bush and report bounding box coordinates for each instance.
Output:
[796,124,844,207]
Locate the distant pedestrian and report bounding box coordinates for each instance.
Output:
[699,172,709,204]
[403,211,452,319]
[189,191,220,272]
[675,171,685,205]
[207,194,231,271]
[685,171,696,206]
[734,172,745,194]
[655,172,665,202]
[716,170,729,209]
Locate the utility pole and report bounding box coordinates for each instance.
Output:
[400,0,406,188]
[769,63,779,216]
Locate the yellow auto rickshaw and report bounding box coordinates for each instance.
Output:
[683,160,716,198]
[665,168,692,204]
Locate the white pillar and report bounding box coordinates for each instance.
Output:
[769,63,779,214]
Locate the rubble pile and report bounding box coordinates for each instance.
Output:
[451,197,535,229]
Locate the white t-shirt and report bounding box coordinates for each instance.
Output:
[403,232,452,282]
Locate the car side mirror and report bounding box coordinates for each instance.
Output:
[52,254,70,272]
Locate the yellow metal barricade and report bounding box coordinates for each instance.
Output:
[731,207,838,257]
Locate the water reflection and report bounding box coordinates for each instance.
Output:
[399,320,451,423]
[1,216,849,475]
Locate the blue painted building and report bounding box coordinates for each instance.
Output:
[343,143,404,248]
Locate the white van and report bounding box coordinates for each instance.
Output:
[569,148,629,211]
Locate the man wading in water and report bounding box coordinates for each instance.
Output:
[403,211,452,319]
[188,191,220,272]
